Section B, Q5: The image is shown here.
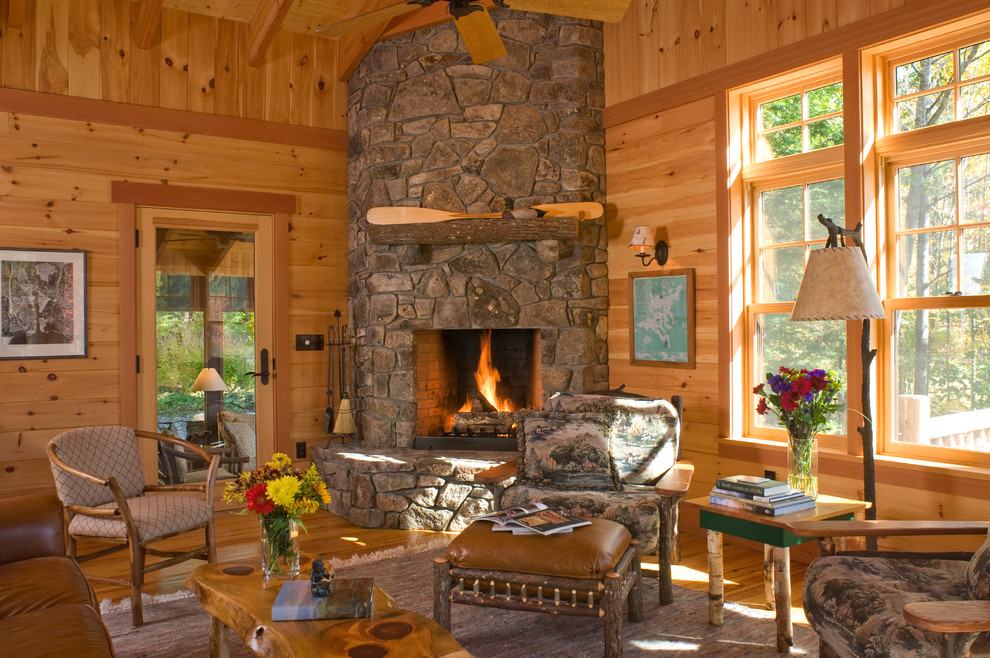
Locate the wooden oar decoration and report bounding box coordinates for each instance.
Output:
[366,202,603,225]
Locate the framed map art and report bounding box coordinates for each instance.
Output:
[628,268,695,369]
[0,248,87,360]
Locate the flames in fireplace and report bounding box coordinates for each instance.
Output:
[457,329,515,414]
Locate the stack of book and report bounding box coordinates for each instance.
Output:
[709,475,817,516]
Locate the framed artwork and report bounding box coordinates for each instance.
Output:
[628,268,695,368]
[0,248,87,360]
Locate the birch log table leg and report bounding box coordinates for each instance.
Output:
[763,544,775,611]
[707,529,724,625]
[773,546,793,651]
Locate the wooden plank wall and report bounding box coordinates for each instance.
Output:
[0,111,348,499]
[0,0,347,130]
[603,0,990,549]
[603,0,905,107]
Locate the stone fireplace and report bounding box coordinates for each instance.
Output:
[345,9,609,449]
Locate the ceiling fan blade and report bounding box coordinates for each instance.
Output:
[454,8,507,64]
[504,0,631,23]
[316,0,421,38]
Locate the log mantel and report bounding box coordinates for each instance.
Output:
[365,216,580,245]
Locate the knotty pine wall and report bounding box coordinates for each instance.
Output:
[603,0,990,551]
[603,0,909,107]
[0,1,349,499]
[0,0,346,129]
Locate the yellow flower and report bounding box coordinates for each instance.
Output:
[268,453,292,471]
[266,475,301,511]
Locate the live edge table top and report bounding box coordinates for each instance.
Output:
[185,560,470,658]
[684,494,870,548]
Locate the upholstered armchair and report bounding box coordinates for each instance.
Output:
[217,410,257,472]
[47,426,219,626]
[789,518,990,657]
[476,393,693,605]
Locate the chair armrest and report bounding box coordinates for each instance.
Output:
[904,601,990,634]
[474,460,518,485]
[655,461,693,497]
[139,429,220,494]
[0,494,66,564]
[786,519,989,538]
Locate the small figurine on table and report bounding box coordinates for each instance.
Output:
[310,558,335,597]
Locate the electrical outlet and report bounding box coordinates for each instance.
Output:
[764,469,777,481]
[295,334,324,351]
[296,441,307,459]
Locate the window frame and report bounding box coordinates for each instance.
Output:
[738,68,848,449]
[879,136,990,468]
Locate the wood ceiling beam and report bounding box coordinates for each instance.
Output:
[335,0,405,83]
[338,0,498,81]
[379,0,496,40]
[6,0,26,29]
[246,0,294,68]
[133,0,164,50]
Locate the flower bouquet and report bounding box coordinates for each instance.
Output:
[222,453,331,579]
[753,367,843,498]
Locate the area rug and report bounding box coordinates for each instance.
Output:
[103,541,820,657]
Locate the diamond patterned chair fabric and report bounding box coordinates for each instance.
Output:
[47,426,219,627]
[218,411,257,471]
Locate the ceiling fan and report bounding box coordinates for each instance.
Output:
[316,0,631,65]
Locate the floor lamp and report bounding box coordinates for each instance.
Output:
[192,367,227,441]
[790,216,886,548]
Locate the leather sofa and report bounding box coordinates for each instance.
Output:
[0,493,115,657]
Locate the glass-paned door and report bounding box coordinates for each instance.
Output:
[136,208,275,485]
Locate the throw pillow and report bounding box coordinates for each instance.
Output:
[518,410,620,491]
[546,393,680,485]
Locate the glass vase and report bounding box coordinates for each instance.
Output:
[787,432,819,499]
[260,515,300,580]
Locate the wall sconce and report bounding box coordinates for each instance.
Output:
[629,225,668,266]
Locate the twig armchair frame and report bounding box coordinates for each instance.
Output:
[47,426,219,626]
[787,518,990,657]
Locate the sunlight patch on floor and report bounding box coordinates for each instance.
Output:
[669,563,716,584]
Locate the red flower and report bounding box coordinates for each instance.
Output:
[792,377,812,396]
[756,398,769,415]
[245,483,275,515]
[809,374,827,391]
[780,391,801,411]
[753,383,765,395]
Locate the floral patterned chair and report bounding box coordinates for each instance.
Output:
[789,518,990,657]
[476,392,693,605]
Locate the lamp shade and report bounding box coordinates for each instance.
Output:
[629,225,655,249]
[791,247,886,321]
[191,367,227,392]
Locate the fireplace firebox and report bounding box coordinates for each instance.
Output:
[415,328,541,450]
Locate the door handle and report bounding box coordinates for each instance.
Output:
[246,348,271,385]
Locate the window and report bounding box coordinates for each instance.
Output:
[884,54,990,464]
[741,75,848,440]
[891,38,990,132]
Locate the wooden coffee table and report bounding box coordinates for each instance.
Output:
[185,560,471,657]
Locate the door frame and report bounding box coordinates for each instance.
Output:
[114,182,293,482]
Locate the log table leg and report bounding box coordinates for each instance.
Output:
[707,529,724,625]
[763,544,775,611]
[208,615,230,658]
[773,546,793,652]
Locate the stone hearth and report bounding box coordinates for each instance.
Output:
[312,445,508,531]
[346,9,609,449]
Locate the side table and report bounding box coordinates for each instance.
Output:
[684,494,869,652]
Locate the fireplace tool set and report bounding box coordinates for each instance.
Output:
[324,310,354,441]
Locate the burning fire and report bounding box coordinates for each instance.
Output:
[458,329,515,413]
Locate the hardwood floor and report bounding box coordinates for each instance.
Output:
[79,509,812,625]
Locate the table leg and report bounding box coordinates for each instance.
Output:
[763,544,775,611]
[772,546,792,652]
[706,529,723,625]
[208,615,230,658]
